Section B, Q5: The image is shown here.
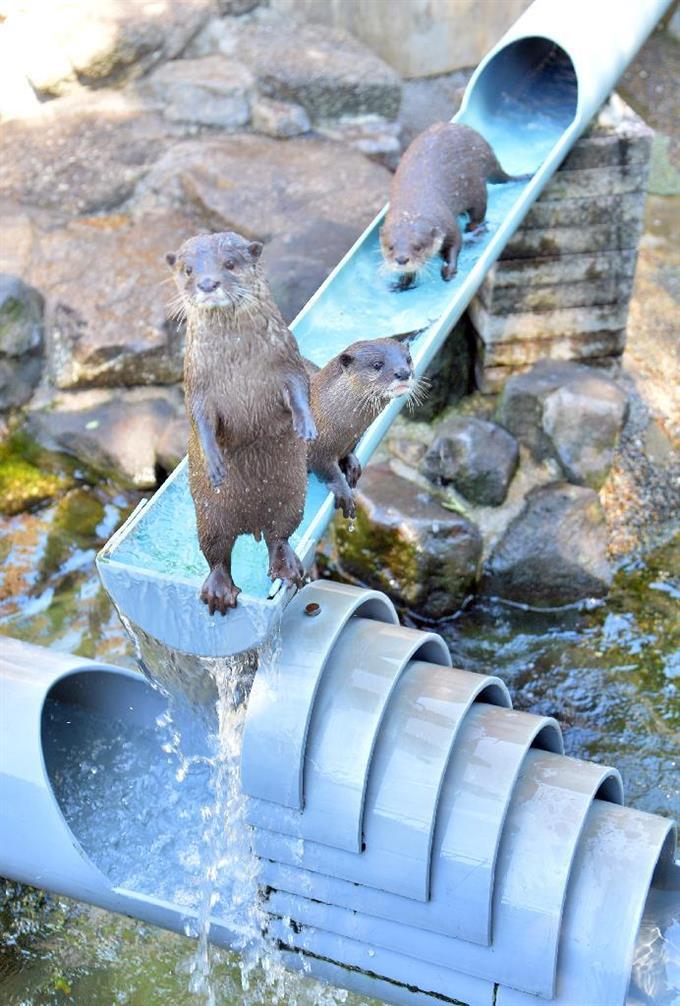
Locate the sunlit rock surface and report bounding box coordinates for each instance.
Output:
[422,416,519,506]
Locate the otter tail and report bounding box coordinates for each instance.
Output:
[488,163,533,184]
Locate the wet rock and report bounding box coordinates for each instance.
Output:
[0,276,44,359]
[145,56,253,129]
[0,276,45,410]
[0,90,179,220]
[5,0,214,93]
[0,434,74,516]
[496,360,627,489]
[317,115,401,170]
[223,9,401,122]
[251,96,311,138]
[334,464,482,618]
[35,211,196,390]
[137,134,390,321]
[26,385,186,489]
[481,482,613,606]
[156,415,190,474]
[422,417,519,507]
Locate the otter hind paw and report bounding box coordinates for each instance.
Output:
[201,567,240,615]
[441,263,458,282]
[268,541,305,587]
[334,488,356,520]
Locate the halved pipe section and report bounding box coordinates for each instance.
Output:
[241,579,398,810]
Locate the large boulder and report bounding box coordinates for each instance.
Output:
[4,0,214,94]
[496,360,628,489]
[333,464,482,618]
[0,90,179,220]
[34,210,199,390]
[136,133,390,321]
[422,417,519,506]
[144,56,254,128]
[26,385,187,489]
[29,209,199,388]
[192,9,402,122]
[481,482,613,606]
[0,275,44,410]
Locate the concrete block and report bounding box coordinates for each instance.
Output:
[469,301,630,344]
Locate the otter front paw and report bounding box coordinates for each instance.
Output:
[391,272,417,292]
[341,453,362,489]
[441,263,457,282]
[293,414,318,442]
[206,453,227,489]
[201,567,240,615]
[334,488,356,520]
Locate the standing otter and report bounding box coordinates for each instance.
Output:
[306,336,421,519]
[380,122,530,290]
[166,231,317,615]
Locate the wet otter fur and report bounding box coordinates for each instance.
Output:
[166,231,317,615]
[381,121,530,290]
[306,335,424,519]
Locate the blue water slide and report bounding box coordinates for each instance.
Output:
[98,0,672,658]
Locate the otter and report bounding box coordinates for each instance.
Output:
[166,231,317,615]
[306,336,422,519]
[380,121,530,290]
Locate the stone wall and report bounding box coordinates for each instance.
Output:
[269,0,532,78]
[470,96,653,393]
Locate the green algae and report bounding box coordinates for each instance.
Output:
[0,437,73,516]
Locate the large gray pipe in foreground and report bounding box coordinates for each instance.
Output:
[1,581,678,1006]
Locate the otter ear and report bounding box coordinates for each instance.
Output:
[339,352,354,369]
[165,252,177,268]
[392,325,429,345]
[247,241,263,260]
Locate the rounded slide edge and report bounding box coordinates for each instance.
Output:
[240,580,397,810]
[300,622,451,854]
[360,665,511,903]
[497,804,677,1006]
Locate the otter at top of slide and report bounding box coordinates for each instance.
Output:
[166,231,316,615]
[380,121,529,291]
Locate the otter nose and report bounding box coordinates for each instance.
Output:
[394,368,411,381]
[395,255,410,266]
[197,278,219,293]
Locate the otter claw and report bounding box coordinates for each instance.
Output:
[207,454,227,489]
[335,491,356,520]
[341,454,362,489]
[441,263,457,282]
[268,541,305,587]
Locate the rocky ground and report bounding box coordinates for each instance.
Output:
[0,0,678,621]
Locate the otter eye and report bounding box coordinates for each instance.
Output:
[413,243,423,252]
[223,259,236,271]
[184,265,193,276]
[373,361,384,372]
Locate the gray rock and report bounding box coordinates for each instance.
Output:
[0,276,44,358]
[496,360,628,489]
[481,482,613,606]
[317,115,401,170]
[423,417,519,506]
[251,96,311,138]
[217,0,261,13]
[542,382,628,489]
[137,134,390,322]
[334,463,482,618]
[146,56,254,129]
[26,385,186,489]
[0,90,179,220]
[0,276,45,410]
[37,210,196,389]
[156,415,190,474]
[224,9,402,122]
[398,70,470,148]
[0,356,44,411]
[9,0,214,92]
